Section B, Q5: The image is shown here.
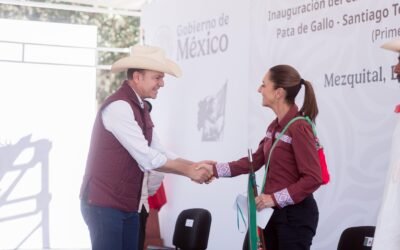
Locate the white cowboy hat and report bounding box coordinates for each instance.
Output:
[111,45,182,77]
[381,39,400,53]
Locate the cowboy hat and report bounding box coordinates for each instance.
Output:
[381,39,400,53]
[111,45,182,77]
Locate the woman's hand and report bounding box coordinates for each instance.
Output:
[255,193,275,210]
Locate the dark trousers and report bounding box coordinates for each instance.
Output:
[81,200,140,250]
[243,195,319,250]
[138,205,149,250]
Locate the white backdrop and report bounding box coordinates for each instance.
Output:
[142,0,251,249]
[142,0,249,249]
[0,19,96,249]
[142,0,400,249]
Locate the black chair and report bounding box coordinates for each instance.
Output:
[337,226,375,250]
[148,208,212,250]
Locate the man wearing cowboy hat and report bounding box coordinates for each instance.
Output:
[80,45,213,250]
[372,39,400,250]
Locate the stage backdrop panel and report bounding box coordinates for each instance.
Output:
[0,19,96,249]
[143,0,399,249]
[142,0,251,249]
[249,1,399,249]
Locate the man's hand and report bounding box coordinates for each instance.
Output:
[196,161,216,184]
[189,162,214,184]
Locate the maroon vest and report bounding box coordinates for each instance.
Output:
[80,81,153,212]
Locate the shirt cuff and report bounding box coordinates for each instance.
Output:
[273,188,294,208]
[150,154,168,169]
[215,162,231,177]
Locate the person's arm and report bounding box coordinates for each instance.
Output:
[157,159,213,184]
[211,138,266,178]
[272,122,322,208]
[102,100,212,183]
[150,131,179,160]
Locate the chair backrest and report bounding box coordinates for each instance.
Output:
[172,208,212,250]
[337,226,375,250]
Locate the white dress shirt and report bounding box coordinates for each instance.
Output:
[101,90,174,212]
[102,100,177,171]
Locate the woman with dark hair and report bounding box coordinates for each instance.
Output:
[211,64,323,250]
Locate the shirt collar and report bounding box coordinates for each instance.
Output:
[133,90,144,109]
[274,104,300,128]
[122,80,144,109]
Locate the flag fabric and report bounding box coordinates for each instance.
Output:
[248,173,259,250]
[148,183,167,210]
[395,104,400,113]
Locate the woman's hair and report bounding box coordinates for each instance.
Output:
[269,64,319,121]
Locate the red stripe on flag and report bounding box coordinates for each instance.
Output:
[395,104,400,113]
[148,183,167,210]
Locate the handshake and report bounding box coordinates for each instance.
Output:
[188,161,216,184]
